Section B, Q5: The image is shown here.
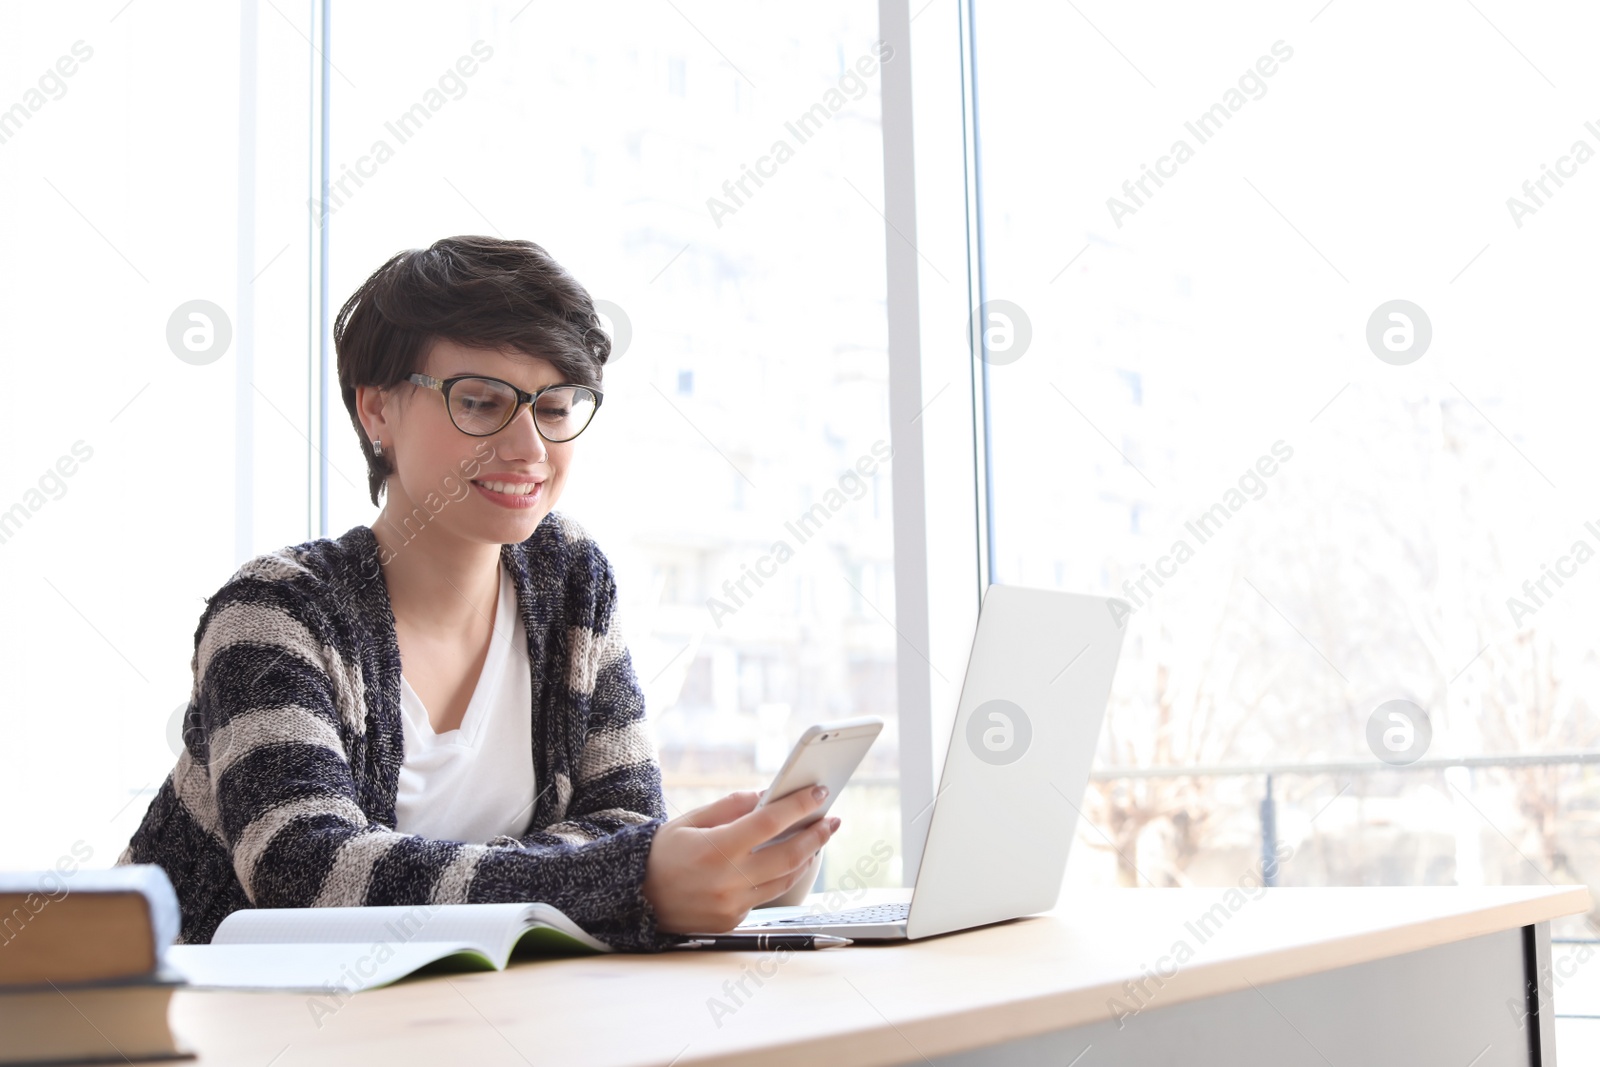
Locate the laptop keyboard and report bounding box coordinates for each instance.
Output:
[753,901,911,927]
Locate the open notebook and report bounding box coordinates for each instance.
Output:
[165,902,610,993]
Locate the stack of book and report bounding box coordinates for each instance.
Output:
[0,864,191,1064]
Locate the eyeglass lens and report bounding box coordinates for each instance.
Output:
[448,378,598,441]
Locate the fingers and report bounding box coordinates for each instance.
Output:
[677,790,761,829]
[730,814,838,890]
[750,850,820,908]
[715,783,831,852]
[646,812,838,933]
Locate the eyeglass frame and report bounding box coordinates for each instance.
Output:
[405,372,604,442]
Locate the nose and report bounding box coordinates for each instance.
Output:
[497,403,549,462]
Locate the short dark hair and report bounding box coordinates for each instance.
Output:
[335,235,611,506]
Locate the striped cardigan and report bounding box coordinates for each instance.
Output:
[118,511,674,950]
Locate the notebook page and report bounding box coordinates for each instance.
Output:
[167,941,489,992]
[211,902,528,958]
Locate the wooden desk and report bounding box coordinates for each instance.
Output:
[157,885,1590,1066]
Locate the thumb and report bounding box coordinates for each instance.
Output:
[678,790,761,829]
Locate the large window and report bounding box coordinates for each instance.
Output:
[0,2,309,871]
[1,2,903,895]
[970,2,1600,920]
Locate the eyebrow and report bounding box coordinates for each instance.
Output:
[441,372,568,393]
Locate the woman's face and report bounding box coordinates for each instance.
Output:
[360,338,580,548]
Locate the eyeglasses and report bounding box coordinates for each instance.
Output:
[407,373,603,442]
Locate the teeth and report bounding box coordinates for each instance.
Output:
[476,480,537,496]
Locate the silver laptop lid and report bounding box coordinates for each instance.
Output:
[905,584,1128,940]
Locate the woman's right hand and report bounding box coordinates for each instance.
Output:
[642,785,840,934]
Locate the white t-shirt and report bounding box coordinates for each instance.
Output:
[393,561,537,843]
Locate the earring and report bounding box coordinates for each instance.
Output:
[372,438,384,457]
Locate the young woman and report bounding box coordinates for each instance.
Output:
[119,235,834,947]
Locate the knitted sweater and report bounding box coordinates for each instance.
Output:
[118,511,675,950]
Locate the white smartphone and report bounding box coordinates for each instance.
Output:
[752,716,884,851]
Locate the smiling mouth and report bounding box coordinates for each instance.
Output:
[471,479,541,496]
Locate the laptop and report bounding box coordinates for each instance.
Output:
[734,583,1128,941]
